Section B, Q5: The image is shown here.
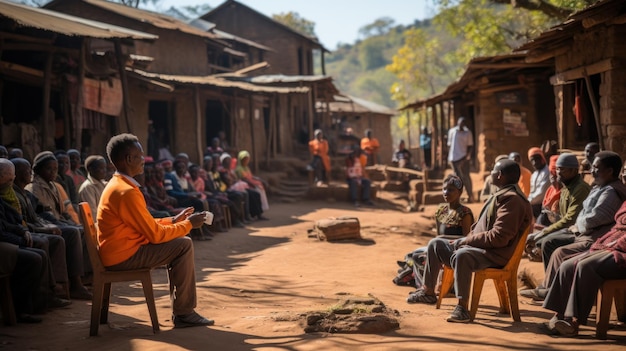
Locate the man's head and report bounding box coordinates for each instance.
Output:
[527,147,546,171]
[457,117,466,129]
[174,159,188,176]
[11,158,32,188]
[54,151,70,176]
[591,151,622,186]
[491,159,520,188]
[8,148,23,159]
[85,155,107,181]
[220,153,232,169]
[0,158,15,190]
[67,149,81,171]
[106,133,144,177]
[314,129,323,140]
[32,151,58,182]
[365,129,372,138]
[584,142,600,163]
[555,153,579,185]
[0,146,7,159]
[508,152,521,164]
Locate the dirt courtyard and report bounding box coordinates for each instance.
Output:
[1,192,625,350]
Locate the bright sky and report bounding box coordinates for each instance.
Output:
[155,0,433,50]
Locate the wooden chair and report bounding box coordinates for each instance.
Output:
[78,202,159,336]
[221,205,231,229]
[437,227,530,322]
[596,279,626,339]
[0,274,16,326]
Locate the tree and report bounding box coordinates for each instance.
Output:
[359,17,395,38]
[272,12,316,38]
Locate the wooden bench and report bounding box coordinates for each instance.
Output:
[367,165,432,209]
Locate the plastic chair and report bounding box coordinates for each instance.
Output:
[78,202,159,336]
[437,227,530,322]
[596,279,626,339]
[0,274,16,326]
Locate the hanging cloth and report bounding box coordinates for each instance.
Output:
[574,80,584,126]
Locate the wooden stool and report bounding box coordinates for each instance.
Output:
[222,205,231,229]
[596,279,626,339]
[0,274,16,326]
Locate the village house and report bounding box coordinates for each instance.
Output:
[517,0,626,158]
[201,0,327,77]
[402,53,558,175]
[0,0,156,159]
[45,0,313,166]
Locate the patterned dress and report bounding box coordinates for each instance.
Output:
[435,203,474,237]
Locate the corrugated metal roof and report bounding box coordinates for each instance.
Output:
[128,68,309,94]
[78,0,219,41]
[322,95,396,116]
[248,74,333,84]
[0,0,157,40]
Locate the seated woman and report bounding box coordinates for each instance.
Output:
[220,153,264,221]
[399,175,474,296]
[434,174,475,239]
[542,200,626,337]
[235,151,269,219]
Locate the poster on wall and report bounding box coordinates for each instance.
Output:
[503,109,529,136]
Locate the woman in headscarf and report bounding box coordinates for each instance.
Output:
[235,151,269,218]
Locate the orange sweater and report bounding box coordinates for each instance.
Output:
[97,174,192,266]
[308,138,330,171]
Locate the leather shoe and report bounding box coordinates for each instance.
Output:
[520,288,547,301]
[49,296,72,308]
[173,311,214,328]
[70,287,93,300]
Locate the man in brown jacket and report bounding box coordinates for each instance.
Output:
[407,159,532,323]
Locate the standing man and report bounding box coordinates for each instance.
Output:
[360,129,380,166]
[98,133,213,328]
[308,129,330,186]
[406,159,532,323]
[447,117,474,202]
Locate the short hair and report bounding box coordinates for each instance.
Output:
[106,133,139,165]
[595,151,623,178]
[495,159,520,185]
[443,174,464,191]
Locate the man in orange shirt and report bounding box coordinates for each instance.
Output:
[509,152,532,197]
[97,133,211,328]
[308,129,330,185]
[360,129,380,166]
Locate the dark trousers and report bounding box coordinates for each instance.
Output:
[451,158,473,200]
[12,248,44,315]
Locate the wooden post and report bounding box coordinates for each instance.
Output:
[248,94,257,173]
[194,86,203,164]
[582,70,604,150]
[307,89,314,140]
[114,39,132,133]
[41,51,53,150]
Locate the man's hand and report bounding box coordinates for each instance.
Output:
[173,207,194,223]
[568,225,579,234]
[44,226,62,235]
[187,212,206,228]
[450,238,465,250]
[23,231,33,247]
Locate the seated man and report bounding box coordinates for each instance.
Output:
[508,152,532,197]
[521,151,626,301]
[527,147,551,218]
[580,142,599,184]
[526,153,591,260]
[78,155,108,219]
[308,129,330,186]
[98,133,213,328]
[406,159,532,323]
[345,147,373,207]
[12,158,91,300]
[542,200,626,337]
[1,242,44,323]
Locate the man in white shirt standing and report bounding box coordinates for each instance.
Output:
[447,117,474,203]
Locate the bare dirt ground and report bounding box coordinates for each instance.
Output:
[1,191,625,350]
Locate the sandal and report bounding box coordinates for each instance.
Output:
[407,289,437,304]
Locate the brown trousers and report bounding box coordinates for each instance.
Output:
[107,236,197,315]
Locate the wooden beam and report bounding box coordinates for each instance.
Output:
[0,43,78,54]
[115,39,132,133]
[582,70,604,150]
[41,52,52,151]
[550,58,620,85]
[0,31,54,45]
[194,86,203,165]
[525,45,569,63]
[468,62,551,69]
[478,84,525,95]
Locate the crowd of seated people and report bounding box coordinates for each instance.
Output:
[0,135,271,325]
[395,142,626,336]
